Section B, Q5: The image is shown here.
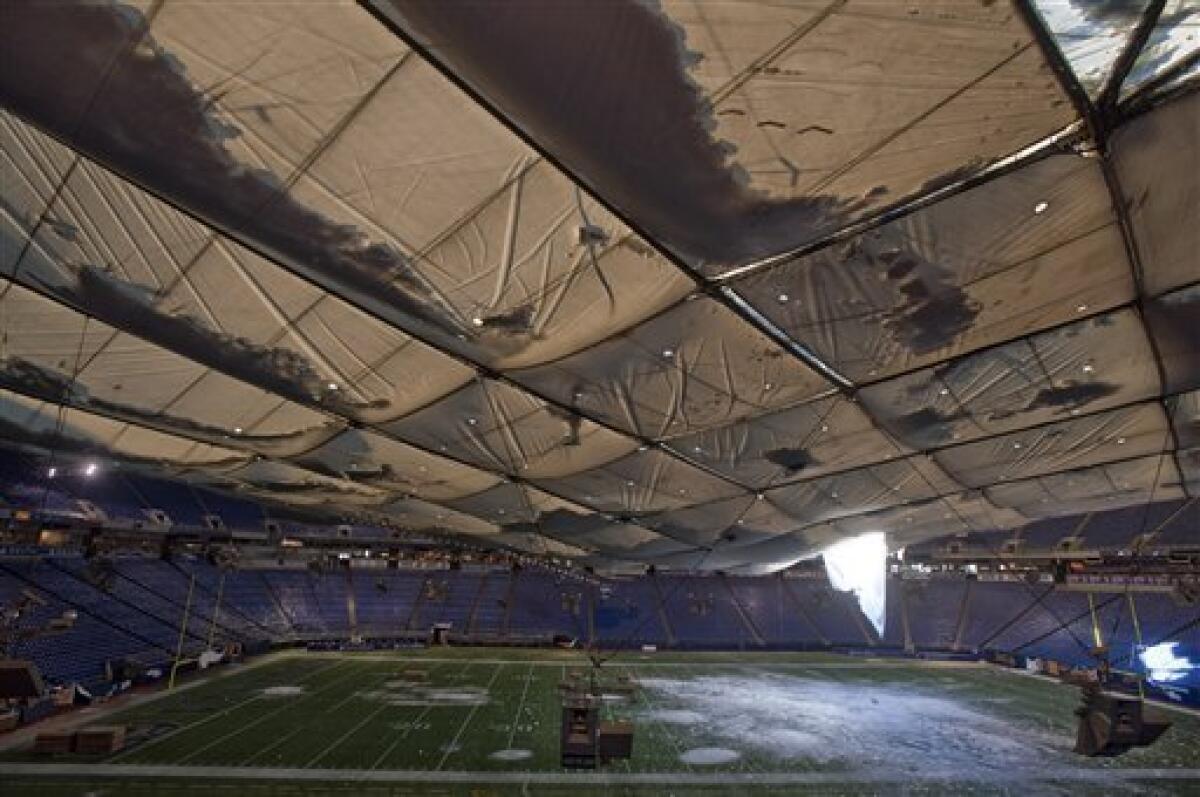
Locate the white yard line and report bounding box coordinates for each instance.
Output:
[307,659,448,770]
[435,663,505,771]
[243,667,398,767]
[367,705,435,772]
[173,661,366,765]
[367,659,469,771]
[5,763,1198,786]
[108,657,348,763]
[624,663,692,773]
[505,662,535,750]
[302,654,983,669]
[0,651,296,755]
[305,693,402,768]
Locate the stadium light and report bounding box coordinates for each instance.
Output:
[822,532,887,636]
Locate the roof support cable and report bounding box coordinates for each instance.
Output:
[1096,0,1168,120]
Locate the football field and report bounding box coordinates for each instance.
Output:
[2,648,1198,795]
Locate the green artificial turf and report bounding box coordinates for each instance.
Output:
[2,648,1198,795]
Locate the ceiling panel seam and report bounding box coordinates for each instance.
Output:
[805,43,1036,195]
[355,0,852,395]
[1118,50,1200,116]
[9,266,1184,519]
[713,125,1085,284]
[1096,0,1168,118]
[0,278,688,548]
[2,106,766,500]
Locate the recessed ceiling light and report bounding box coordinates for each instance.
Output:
[1116,437,1126,445]
[233,427,243,434]
[327,382,339,391]
[47,467,57,479]
[939,387,950,396]
[1013,442,1022,449]
[1082,363,1095,374]
[466,417,478,425]
[471,317,484,327]
[693,446,703,454]
[1075,303,1088,313]
[820,424,829,433]
[1034,201,1049,214]
[777,293,789,303]
[763,382,774,391]
[626,480,635,487]
[662,349,674,358]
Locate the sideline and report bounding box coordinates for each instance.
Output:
[0,650,295,752]
[992,663,1200,718]
[1,762,1197,785]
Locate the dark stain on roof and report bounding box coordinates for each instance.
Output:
[383,0,874,271]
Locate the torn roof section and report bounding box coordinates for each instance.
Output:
[0,0,1196,569]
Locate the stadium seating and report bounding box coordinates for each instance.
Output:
[905,577,969,650]
[2,552,1197,688]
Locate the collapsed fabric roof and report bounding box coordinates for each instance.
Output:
[0,0,1196,572]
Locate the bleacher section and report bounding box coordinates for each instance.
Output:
[659,574,754,649]
[905,578,969,650]
[1,553,1196,690]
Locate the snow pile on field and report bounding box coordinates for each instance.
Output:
[679,747,740,765]
[638,673,1063,770]
[360,683,490,706]
[642,708,705,725]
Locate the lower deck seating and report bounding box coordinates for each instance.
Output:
[2,557,1196,687]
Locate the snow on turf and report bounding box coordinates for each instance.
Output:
[679,747,740,765]
[261,685,306,697]
[489,748,533,761]
[643,708,705,725]
[360,684,490,706]
[638,673,1064,770]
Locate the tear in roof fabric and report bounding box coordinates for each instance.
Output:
[0,0,1196,571]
